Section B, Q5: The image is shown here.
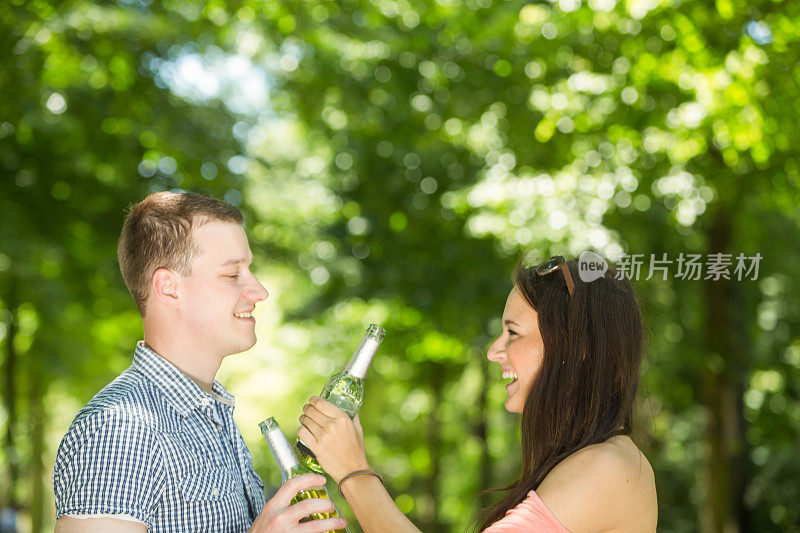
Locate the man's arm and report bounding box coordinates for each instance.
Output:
[54,475,346,533]
[52,410,164,531]
[55,516,147,532]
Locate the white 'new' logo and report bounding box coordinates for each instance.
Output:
[579,251,608,282]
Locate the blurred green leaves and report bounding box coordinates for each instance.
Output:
[2,0,800,531]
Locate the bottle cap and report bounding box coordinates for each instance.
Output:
[345,324,386,379]
[259,417,299,471]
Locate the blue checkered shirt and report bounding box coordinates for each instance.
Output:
[53,342,267,532]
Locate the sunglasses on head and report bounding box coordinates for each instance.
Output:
[535,255,575,296]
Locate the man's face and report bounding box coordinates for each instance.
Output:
[177,220,269,358]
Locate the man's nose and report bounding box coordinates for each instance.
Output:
[245,275,269,302]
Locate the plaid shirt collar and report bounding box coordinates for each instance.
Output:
[132,341,234,417]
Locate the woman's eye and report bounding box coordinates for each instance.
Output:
[507,329,517,336]
[227,274,240,279]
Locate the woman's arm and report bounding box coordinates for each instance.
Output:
[337,474,421,533]
[298,396,421,533]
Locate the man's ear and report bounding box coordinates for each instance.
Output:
[151,268,181,309]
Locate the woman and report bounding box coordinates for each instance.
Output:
[298,256,658,532]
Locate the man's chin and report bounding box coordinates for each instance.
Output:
[229,336,257,355]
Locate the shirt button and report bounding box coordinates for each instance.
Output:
[211,487,220,497]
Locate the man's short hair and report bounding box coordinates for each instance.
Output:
[118,191,244,316]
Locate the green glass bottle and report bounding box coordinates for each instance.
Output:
[259,417,347,533]
[294,324,386,474]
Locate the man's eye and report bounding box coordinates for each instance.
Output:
[227,274,240,279]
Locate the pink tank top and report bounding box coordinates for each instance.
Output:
[481,490,570,532]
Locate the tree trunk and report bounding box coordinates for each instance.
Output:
[424,362,444,532]
[730,269,753,532]
[701,209,748,533]
[29,355,46,533]
[1,286,19,509]
[477,354,492,511]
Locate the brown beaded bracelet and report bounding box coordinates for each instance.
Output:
[337,469,383,497]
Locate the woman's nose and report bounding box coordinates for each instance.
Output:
[486,336,504,362]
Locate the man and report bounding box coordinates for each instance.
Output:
[53,192,346,532]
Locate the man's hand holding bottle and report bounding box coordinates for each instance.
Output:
[248,473,347,533]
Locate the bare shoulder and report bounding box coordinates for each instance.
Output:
[537,436,657,533]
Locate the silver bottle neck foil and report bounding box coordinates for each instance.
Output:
[259,417,299,472]
[344,324,386,379]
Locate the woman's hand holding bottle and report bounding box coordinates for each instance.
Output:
[298,396,370,484]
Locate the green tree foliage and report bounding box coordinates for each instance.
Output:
[1,0,799,532]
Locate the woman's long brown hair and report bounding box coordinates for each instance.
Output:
[474,258,644,531]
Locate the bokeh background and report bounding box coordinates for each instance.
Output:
[2,0,799,531]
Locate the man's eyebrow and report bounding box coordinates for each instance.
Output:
[220,257,252,267]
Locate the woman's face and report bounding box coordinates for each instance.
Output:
[487,287,545,413]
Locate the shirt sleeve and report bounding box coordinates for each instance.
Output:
[53,408,166,526]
